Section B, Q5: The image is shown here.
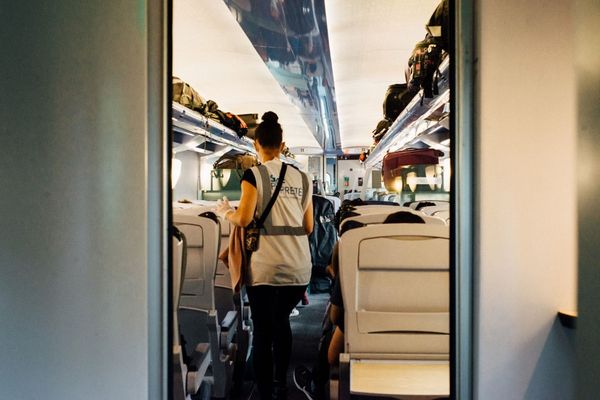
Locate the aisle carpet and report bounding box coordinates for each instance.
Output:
[232,291,329,400]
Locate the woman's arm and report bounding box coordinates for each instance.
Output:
[225,181,257,228]
[303,199,314,235]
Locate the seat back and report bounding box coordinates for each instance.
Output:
[173,211,220,310]
[172,229,185,346]
[340,208,445,232]
[339,224,449,360]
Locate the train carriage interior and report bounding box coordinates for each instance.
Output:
[4,0,599,399]
[170,1,451,399]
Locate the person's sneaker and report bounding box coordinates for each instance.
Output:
[293,365,315,400]
[289,307,300,317]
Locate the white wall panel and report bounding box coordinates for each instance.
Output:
[0,1,165,399]
[475,0,577,398]
[174,152,200,201]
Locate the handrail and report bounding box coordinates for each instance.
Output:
[171,102,302,167]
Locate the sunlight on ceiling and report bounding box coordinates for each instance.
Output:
[325,0,441,150]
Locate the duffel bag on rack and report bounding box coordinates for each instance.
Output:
[214,110,249,138]
[382,148,444,192]
[372,119,391,143]
[213,150,258,171]
[173,77,206,112]
[382,84,418,121]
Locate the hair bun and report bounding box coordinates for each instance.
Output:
[262,111,279,124]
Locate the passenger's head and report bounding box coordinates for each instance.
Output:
[254,111,283,155]
[383,211,425,224]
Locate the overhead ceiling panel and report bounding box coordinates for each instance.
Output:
[325,0,441,149]
[173,0,320,149]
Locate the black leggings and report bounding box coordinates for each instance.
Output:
[246,284,307,400]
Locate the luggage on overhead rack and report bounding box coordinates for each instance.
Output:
[372,119,391,144]
[406,35,443,99]
[214,110,248,138]
[172,77,206,112]
[427,0,450,52]
[213,151,258,171]
[383,84,418,121]
[237,113,259,139]
[382,148,444,193]
[203,151,259,201]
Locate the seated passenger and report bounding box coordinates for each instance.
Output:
[294,212,426,399]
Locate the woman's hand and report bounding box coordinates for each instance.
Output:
[215,197,234,220]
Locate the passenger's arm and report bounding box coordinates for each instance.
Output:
[329,303,343,327]
[226,181,257,228]
[303,199,314,235]
[328,327,344,366]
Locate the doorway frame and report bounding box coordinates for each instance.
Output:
[451,0,475,398]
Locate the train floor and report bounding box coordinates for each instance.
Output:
[232,291,330,400]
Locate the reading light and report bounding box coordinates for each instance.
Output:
[172,158,182,189]
[442,158,451,192]
[393,177,403,193]
[425,165,437,190]
[407,172,417,192]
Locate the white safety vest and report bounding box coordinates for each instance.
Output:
[246,159,312,286]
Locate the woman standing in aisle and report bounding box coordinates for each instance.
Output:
[216,112,313,400]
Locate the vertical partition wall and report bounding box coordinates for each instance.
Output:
[0,1,168,399]
[474,0,577,399]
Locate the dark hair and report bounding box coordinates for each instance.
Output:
[254,111,283,149]
[383,211,425,224]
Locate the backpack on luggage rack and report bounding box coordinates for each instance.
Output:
[172,77,206,112]
[406,35,443,99]
[383,83,418,121]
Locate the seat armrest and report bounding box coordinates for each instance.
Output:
[338,353,350,400]
[220,310,239,347]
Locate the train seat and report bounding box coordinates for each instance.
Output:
[172,229,210,400]
[173,212,239,398]
[339,208,445,234]
[337,223,450,399]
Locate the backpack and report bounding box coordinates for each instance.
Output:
[212,151,258,171]
[372,119,391,143]
[406,35,443,99]
[172,77,205,112]
[382,84,418,121]
[427,0,450,52]
[214,110,248,138]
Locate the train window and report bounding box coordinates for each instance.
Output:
[168,0,474,398]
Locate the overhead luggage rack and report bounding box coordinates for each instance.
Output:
[365,57,450,170]
[172,102,301,167]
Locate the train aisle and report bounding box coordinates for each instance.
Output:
[233,291,329,400]
[289,292,330,399]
